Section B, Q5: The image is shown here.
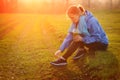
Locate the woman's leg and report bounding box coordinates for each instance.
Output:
[86,42,108,54]
[63,41,85,60]
[50,41,85,66]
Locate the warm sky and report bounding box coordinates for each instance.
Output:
[1,0,119,13]
[18,0,55,3]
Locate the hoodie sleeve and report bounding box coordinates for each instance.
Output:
[59,24,74,52]
[83,19,102,44]
[59,32,73,52]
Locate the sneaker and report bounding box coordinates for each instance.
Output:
[50,58,67,66]
[73,49,86,60]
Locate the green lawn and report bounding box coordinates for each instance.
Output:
[0,10,120,80]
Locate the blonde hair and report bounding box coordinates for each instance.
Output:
[77,5,85,15]
[67,5,85,15]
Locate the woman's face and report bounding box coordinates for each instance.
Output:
[68,13,80,23]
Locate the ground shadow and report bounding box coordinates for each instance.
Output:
[47,65,81,80]
[74,50,120,80]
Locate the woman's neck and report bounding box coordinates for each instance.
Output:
[75,22,79,28]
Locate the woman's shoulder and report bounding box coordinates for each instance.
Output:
[85,11,97,24]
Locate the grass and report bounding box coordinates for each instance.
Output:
[0,10,120,80]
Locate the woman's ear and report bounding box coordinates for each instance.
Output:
[79,10,83,16]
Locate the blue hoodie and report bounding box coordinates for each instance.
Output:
[59,10,109,52]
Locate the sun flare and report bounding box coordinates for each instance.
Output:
[19,0,47,4]
[21,0,33,3]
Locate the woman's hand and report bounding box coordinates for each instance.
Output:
[54,50,62,58]
[73,35,83,42]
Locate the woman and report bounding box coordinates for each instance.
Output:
[51,5,108,66]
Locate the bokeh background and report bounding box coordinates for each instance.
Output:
[0,0,120,14]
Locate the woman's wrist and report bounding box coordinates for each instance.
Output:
[58,50,62,53]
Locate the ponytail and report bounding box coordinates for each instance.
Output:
[77,5,85,15]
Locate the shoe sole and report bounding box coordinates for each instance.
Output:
[73,54,84,60]
[50,62,67,66]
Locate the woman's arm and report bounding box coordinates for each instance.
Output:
[59,32,73,52]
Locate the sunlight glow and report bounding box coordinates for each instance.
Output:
[13,0,65,13]
[19,0,50,4]
[21,0,33,3]
[18,0,43,12]
[18,0,46,8]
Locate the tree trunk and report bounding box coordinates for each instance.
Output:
[111,0,113,9]
[88,0,90,9]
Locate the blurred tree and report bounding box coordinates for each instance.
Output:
[119,0,120,8]
[111,0,113,9]
[65,0,69,11]
[52,0,55,14]
[0,0,4,12]
[11,0,18,12]
[88,0,90,9]
[66,0,69,7]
